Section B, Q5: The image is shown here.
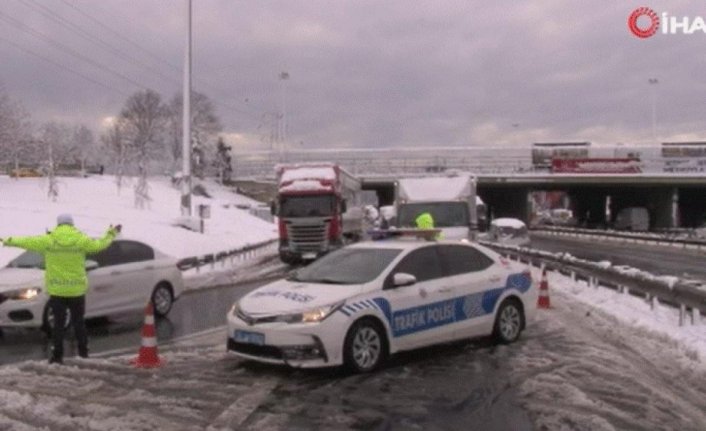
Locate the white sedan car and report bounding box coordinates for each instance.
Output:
[227,239,537,373]
[0,239,184,331]
[487,218,532,247]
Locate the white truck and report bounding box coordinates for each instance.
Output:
[613,207,649,231]
[394,173,479,240]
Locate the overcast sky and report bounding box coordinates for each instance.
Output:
[0,0,704,151]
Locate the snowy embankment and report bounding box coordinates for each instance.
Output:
[539,269,706,368]
[0,175,278,283]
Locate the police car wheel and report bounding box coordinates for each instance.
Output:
[493,299,524,344]
[344,319,387,373]
[151,283,174,317]
[42,305,72,333]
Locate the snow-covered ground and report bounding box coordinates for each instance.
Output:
[0,270,704,430]
[1,175,705,429]
[0,175,278,269]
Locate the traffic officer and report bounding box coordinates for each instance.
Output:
[415,211,442,239]
[415,212,435,230]
[0,214,120,364]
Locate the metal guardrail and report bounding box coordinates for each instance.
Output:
[481,241,706,326]
[532,226,706,252]
[176,239,278,272]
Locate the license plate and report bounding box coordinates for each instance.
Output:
[234,330,265,345]
[302,252,316,260]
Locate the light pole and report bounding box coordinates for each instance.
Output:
[181,0,192,216]
[279,71,289,162]
[648,78,658,143]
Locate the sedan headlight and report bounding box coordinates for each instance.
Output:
[4,287,41,300]
[281,301,345,324]
[232,300,344,324]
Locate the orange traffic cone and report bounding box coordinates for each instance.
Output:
[131,302,163,368]
[537,269,551,309]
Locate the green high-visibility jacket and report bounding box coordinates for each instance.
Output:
[415,212,435,229]
[4,225,117,297]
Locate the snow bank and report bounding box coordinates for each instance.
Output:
[0,176,277,266]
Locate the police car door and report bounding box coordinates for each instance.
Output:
[437,244,498,339]
[383,245,458,351]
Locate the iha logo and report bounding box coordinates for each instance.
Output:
[628,7,706,38]
[628,7,659,38]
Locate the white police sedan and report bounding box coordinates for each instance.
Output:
[227,239,537,373]
[0,239,184,331]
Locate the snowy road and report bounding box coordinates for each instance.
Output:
[1,284,704,431]
[530,234,706,281]
[0,256,289,365]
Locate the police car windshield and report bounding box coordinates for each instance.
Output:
[397,202,469,228]
[7,251,45,269]
[291,248,402,285]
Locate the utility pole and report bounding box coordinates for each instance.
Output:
[648,78,658,143]
[279,71,289,162]
[181,0,192,216]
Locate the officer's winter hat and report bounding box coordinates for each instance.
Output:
[57,214,74,226]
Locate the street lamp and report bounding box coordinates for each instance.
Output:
[648,78,658,143]
[279,71,289,162]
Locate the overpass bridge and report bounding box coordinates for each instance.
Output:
[233,145,706,229]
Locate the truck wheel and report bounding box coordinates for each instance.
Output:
[279,253,299,266]
[343,318,387,373]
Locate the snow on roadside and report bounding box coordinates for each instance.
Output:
[540,269,706,367]
[0,175,277,268]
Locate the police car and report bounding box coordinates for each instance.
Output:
[227,235,537,372]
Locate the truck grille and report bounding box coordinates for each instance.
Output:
[286,220,330,253]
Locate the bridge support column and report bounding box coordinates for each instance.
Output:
[652,187,679,229]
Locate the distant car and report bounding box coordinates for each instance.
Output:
[9,167,42,178]
[487,218,531,247]
[0,239,184,331]
[226,239,536,372]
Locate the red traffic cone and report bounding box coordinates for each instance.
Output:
[131,302,163,368]
[537,269,551,309]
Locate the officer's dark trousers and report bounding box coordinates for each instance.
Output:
[48,295,88,361]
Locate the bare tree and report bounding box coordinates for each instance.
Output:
[0,88,34,174]
[166,91,222,177]
[101,120,129,194]
[72,125,97,176]
[118,90,168,208]
[40,122,79,169]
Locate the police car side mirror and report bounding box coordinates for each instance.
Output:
[393,272,417,287]
[85,260,99,271]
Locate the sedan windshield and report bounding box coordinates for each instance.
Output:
[7,251,44,269]
[279,195,335,218]
[397,202,469,228]
[290,248,402,285]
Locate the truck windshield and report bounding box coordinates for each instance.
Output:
[279,195,335,218]
[289,248,402,285]
[397,202,469,228]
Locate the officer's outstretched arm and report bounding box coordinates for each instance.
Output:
[80,226,119,254]
[3,235,52,253]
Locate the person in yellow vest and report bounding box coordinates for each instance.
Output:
[0,214,120,364]
[415,212,442,239]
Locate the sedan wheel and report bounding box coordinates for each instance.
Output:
[494,300,524,344]
[151,283,173,317]
[344,320,386,373]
